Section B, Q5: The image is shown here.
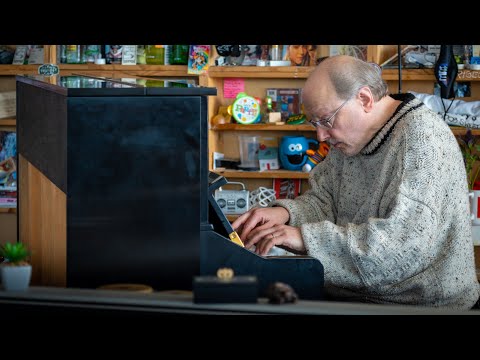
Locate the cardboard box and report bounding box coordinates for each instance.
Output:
[266,88,302,121]
[258,136,279,171]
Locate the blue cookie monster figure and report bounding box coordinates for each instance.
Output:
[279,136,319,171]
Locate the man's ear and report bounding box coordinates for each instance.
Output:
[358,86,374,113]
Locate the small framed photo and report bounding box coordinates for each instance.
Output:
[282,45,318,66]
[27,47,44,64]
[12,46,28,64]
[122,45,137,65]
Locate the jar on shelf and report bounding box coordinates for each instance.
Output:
[137,45,146,64]
[65,45,80,64]
[269,45,281,61]
[84,45,101,63]
[171,45,189,65]
[145,45,165,65]
[59,45,67,64]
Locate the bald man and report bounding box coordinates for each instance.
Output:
[232,55,480,310]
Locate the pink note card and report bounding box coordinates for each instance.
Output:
[223,78,245,98]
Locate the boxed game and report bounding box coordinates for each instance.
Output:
[266,88,302,121]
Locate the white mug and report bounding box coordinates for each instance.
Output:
[469,190,480,225]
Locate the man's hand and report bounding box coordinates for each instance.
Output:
[232,207,306,255]
[232,207,290,241]
[247,224,306,256]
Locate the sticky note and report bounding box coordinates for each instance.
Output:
[224,78,245,99]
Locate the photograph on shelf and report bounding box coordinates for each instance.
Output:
[187,45,210,75]
[0,131,17,207]
[11,45,44,65]
[105,45,123,64]
[27,46,44,64]
[0,131,15,163]
[12,45,28,64]
[241,45,269,65]
[122,45,137,65]
[281,45,317,66]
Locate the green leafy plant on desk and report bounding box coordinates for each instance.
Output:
[0,242,32,291]
[457,129,480,190]
[0,242,30,265]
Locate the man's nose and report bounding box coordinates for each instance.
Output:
[316,127,331,142]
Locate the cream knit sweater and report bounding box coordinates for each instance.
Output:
[275,94,480,309]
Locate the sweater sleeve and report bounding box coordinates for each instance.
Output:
[302,193,439,290]
[272,152,339,226]
[302,121,464,292]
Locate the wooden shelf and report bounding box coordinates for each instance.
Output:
[0,65,42,75]
[0,207,16,213]
[213,169,309,179]
[381,68,436,81]
[449,126,480,136]
[457,70,480,82]
[212,124,480,136]
[0,117,16,127]
[381,68,480,82]
[211,123,315,131]
[0,64,194,77]
[59,64,194,77]
[208,66,480,82]
[208,66,315,79]
[212,124,478,138]
[3,64,479,82]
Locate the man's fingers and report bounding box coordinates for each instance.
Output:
[256,233,282,256]
[245,226,276,248]
[238,213,266,241]
[231,211,249,230]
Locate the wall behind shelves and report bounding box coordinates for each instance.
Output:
[0,210,16,245]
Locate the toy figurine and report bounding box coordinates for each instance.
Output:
[228,92,261,124]
[302,142,330,172]
[279,136,318,171]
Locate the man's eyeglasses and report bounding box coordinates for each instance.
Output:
[309,97,352,130]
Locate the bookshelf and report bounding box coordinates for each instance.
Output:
[206,47,480,203]
[2,45,480,229]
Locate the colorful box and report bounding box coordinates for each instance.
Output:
[266,88,302,121]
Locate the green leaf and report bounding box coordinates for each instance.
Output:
[0,242,30,264]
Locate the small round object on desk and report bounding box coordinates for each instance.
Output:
[97,283,154,293]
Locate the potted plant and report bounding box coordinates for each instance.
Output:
[0,242,31,291]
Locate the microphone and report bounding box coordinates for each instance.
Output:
[434,45,458,99]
